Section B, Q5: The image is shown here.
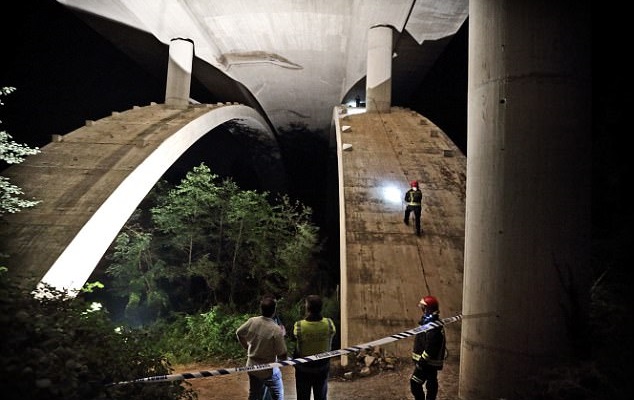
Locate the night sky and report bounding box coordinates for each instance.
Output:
[1,1,166,150]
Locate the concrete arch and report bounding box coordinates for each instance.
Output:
[0,103,283,295]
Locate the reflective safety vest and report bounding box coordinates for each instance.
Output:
[294,318,336,357]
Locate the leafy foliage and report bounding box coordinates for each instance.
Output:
[0,268,197,400]
[0,87,41,215]
[104,163,321,324]
[149,307,250,364]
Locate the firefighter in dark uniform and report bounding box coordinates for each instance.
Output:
[410,295,446,400]
[403,180,423,236]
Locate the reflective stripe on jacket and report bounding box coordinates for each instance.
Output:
[411,314,446,369]
[404,189,422,206]
[412,350,444,367]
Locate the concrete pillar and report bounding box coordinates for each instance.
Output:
[165,38,194,108]
[365,25,392,113]
[460,1,591,398]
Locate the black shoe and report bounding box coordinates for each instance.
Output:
[416,231,421,236]
[404,219,409,226]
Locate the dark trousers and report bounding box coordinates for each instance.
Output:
[404,205,422,234]
[410,363,439,400]
[294,364,329,400]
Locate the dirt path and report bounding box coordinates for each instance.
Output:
[175,356,459,400]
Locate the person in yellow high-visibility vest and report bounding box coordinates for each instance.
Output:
[292,295,336,400]
[403,180,423,236]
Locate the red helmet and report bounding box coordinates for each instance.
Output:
[418,295,439,311]
[410,180,419,188]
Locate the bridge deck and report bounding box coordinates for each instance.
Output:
[336,106,465,359]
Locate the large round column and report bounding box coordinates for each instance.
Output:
[460,1,591,398]
[165,38,194,109]
[365,25,393,113]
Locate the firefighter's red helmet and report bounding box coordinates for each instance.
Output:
[418,295,439,311]
[410,180,419,187]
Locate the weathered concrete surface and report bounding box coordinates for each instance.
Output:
[336,106,465,360]
[56,0,468,133]
[0,104,209,283]
[0,102,280,289]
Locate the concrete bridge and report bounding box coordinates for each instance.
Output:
[1,100,467,390]
[1,1,591,398]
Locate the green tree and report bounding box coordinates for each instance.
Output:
[150,164,235,307]
[105,163,320,321]
[105,225,171,325]
[0,87,41,216]
[271,195,321,294]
